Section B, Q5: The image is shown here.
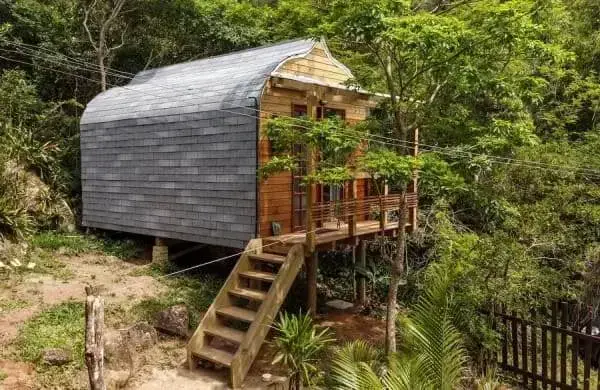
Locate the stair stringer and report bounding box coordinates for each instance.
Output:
[230,243,304,388]
[187,238,264,366]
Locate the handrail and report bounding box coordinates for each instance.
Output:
[310,193,418,222]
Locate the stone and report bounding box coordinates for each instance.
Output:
[124,322,158,350]
[40,348,72,366]
[154,305,189,337]
[106,369,131,390]
[325,299,355,311]
[104,322,157,370]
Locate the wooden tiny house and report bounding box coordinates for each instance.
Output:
[81,39,418,388]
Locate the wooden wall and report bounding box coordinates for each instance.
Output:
[258,42,377,237]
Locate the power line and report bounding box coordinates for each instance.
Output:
[159,228,319,278]
[2,44,600,179]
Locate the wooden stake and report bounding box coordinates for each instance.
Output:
[85,286,106,390]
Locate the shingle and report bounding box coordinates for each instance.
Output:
[80,39,317,249]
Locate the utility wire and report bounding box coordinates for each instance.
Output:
[2,44,600,180]
[159,227,319,278]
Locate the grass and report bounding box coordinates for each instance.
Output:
[14,301,84,366]
[30,231,139,259]
[131,273,223,329]
[11,301,85,388]
[0,297,28,314]
[0,370,6,382]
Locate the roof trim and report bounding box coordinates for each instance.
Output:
[269,38,354,79]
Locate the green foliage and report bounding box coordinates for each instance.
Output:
[359,150,419,187]
[30,231,139,259]
[271,311,335,390]
[259,155,298,179]
[14,301,84,365]
[328,265,467,390]
[131,273,222,329]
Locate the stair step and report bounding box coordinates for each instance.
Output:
[205,325,245,344]
[239,270,277,282]
[229,287,267,302]
[217,306,257,323]
[249,252,286,264]
[194,346,234,367]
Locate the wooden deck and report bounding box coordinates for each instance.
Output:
[265,220,403,248]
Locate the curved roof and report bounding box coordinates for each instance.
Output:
[81,39,321,125]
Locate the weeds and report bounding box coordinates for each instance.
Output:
[0,298,29,314]
[30,231,139,259]
[14,301,84,365]
[0,370,6,382]
[132,274,223,329]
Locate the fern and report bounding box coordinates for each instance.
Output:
[328,265,467,390]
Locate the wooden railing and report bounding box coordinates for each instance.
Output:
[310,193,418,222]
[307,193,418,239]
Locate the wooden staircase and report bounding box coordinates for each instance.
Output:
[187,238,303,388]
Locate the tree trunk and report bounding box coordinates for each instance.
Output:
[385,193,408,354]
[98,53,107,92]
[85,286,106,390]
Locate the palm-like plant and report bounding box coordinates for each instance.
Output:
[271,311,335,390]
[328,265,467,390]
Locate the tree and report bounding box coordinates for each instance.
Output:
[83,0,129,91]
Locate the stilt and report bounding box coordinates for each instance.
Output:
[357,240,366,306]
[307,251,319,316]
[152,237,168,265]
[351,246,357,301]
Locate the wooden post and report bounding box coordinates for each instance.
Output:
[356,240,366,306]
[305,92,318,254]
[351,245,357,301]
[379,182,389,232]
[349,179,357,237]
[306,252,318,316]
[85,286,105,390]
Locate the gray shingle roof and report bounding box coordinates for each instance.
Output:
[80,39,316,249]
[81,39,316,125]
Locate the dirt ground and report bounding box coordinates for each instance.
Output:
[0,250,384,389]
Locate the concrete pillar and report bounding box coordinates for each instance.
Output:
[152,237,168,265]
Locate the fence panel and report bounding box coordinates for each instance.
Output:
[491,302,600,389]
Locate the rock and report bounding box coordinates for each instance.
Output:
[104,322,157,370]
[104,329,130,367]
[325,299,355,311]
[40,348,72,366]
[124,322,158,350]
[154,305,189,337]
[106,369,131,390]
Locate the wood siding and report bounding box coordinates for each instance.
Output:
[258,43,376,237]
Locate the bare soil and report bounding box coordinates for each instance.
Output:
[0,251,382,389]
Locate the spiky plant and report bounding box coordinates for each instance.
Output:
[271,312,335,390]
[328,265,467,390]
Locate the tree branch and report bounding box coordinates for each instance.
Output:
[82,0,99,51]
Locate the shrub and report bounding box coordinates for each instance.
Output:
[271,312,335,390]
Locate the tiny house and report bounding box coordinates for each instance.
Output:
[81,39,417,249]
[81,39,418,388]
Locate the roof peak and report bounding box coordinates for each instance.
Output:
[134,38,317,80]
